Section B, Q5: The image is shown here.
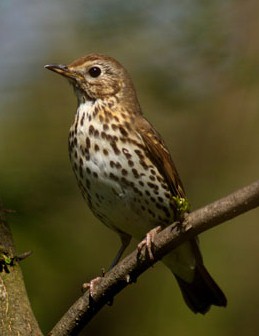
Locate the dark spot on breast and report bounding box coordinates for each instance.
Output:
[103,123,109,131]
[86,137,91,149]
[139,160,149,170]
[147,182,158,190]
[138,180,144,186]
[161,183,169,191]
[109,173,119,181]
[134,149,143,158]
[119,126,128,137]
[150,169,156,175]
[132,168,139,178]
[105,134,112,142]
[85,149,90,161]
[113,135,118,142]
[110,140,120,155]
[157,196,164,203]
[162,206,171,218]
[110,160,115,168]
[149,175,156,181]
[115,162,122,169]
[133,187,142,195]
[128,159,134,167]
[89,125,95,135]
[103,148,109,156]
[93,172,98,179]
[164,192,171,199]
[122,148,131,159]
[121,176,131,186]
[111,124,118,131]
[94,144,100,152]
[101,131,107,139]
[121,169,128,176]
[80,113,85,126]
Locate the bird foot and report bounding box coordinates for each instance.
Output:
[82,276,103,298]
[82,269,105,298]
[137,226,162,260]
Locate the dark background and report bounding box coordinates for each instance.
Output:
[1,1,259,335]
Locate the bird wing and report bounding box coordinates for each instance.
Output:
[135,116,185,199]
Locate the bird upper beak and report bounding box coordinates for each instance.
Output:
[44,64,81,81]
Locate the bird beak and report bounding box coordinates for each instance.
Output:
[44,64,81,81]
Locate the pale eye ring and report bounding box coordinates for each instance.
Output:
[88,66,101,78]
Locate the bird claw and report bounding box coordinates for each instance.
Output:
[137,226,162,260]
[82,269,105,298]
[82,276,103,298]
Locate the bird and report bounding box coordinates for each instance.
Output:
[45,53,227,314]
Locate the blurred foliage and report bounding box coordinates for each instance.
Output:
[0,0,259,335]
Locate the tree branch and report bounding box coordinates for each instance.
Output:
[48,180,259,336]
[0,205,43,336]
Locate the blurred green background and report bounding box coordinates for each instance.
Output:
[1,0,259,335]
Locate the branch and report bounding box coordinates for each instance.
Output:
[49,180,259,336]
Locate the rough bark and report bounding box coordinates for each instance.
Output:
[0,207,43,336]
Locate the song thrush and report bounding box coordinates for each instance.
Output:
[45,54,227,313]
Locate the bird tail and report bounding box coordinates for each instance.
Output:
[174,263,227,314]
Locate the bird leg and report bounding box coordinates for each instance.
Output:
[82,233,131,299]
[109,232,131,270]
[138,226,162,260]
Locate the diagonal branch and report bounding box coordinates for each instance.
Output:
[48,180,259,336]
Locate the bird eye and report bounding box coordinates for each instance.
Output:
[88,66,101,78]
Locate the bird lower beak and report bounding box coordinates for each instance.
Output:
[44,64,80,81]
